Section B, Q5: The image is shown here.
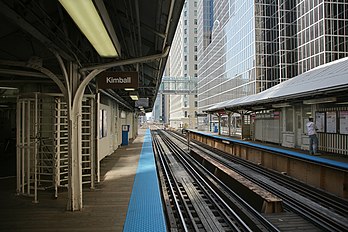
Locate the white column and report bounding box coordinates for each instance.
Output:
[228,112,231,136]
[67,96,83,210]
[218,114,221,135]
[67,68,104,211]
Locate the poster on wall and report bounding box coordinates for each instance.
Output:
[99,109,103,138]
[339,111,348,134]
[315,112,325,132]
[326,111,337,133]
[102,109,107,137]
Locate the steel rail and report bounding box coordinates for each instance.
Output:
[175,131,348,217]
[159,131,257,232]
[196,142,348,231]
[161,130,280,232]
[152,132,197,231]
[179,132,348,232]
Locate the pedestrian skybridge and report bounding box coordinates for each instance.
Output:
[158,76,197,95]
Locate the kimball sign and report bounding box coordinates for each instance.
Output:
[97,71,139,89]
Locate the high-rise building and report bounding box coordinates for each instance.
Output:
[153,60,171,125]
[153,93,170,124]
[168,0,199,129]
[197,0,348,112]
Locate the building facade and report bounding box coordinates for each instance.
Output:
[153,93,170,124]
[168,0,199,129]
[198,0,348,112]
[199,0,348,154]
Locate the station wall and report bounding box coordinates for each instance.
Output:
[253,104,348,155]
[98,97,138,162]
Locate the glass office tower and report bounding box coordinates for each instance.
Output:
[198,0,348,111]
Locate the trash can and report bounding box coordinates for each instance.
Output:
[122,125,130,145]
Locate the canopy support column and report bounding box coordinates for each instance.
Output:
[228,112,232,136]
[218,113,221,135]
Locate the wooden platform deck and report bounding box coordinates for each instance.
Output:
[0,129,145,232]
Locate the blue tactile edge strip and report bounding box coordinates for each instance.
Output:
[123,129,166,232]
[188,129,348,171]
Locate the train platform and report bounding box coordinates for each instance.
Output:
[0,128,166,232]
[187,130,348,166]
[186,129,348,199]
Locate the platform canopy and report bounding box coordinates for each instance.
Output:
[206,57,348,113]
[0,0,184,111]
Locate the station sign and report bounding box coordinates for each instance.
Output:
[135,98,149,107]
[97,71,138,89]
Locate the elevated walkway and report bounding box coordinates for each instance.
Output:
[158,76,197,95]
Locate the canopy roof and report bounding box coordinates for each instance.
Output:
[206,57,348,113]
[0,0,184,111]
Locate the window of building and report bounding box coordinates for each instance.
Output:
[184,20,187,25]
[185,111,188,117]
[194,55,197,61]
[194,46,198,52]
[194,64,198,70]
[184,64,187,70]
[184,55,187,61]
[194,101,198,107]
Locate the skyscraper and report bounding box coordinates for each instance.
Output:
[168,0,199,129]
[197,0,348,112]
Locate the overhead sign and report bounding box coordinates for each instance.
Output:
[97,71,138,89]
[135,98,149,107]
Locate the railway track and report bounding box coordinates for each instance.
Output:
[152,130,280,232]
[166,130,348,231]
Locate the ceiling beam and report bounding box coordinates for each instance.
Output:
[80,46,170,72]
[0,1,74,61]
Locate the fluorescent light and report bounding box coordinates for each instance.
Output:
[272,103,291,108]
[303,97,336,105]
[124,88,135,91]
[130,95,139,101]
[0,86,18,90]
[59,0,118,57]
[252,106,266,111]
[130,91,139,101]
[336,101,348,105]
